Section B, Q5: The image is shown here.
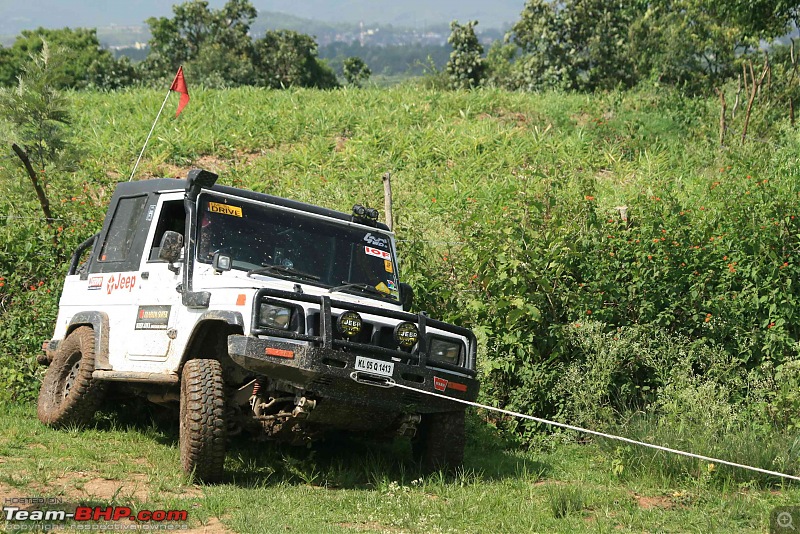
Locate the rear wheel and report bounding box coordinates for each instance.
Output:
[412,409,466,474]
[37,326,105,427]
[180,359,226,482]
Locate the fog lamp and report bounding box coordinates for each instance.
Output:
[393,321,418,348]
[337,310,362,338]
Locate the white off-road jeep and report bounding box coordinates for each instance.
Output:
[39,170,479,481]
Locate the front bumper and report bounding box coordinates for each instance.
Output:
[228,334,479,414]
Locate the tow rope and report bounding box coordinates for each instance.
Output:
[387,381,800,482]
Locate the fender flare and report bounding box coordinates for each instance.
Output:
[66,311,111,370]
[179,310,245,368]
[196,310,245,329]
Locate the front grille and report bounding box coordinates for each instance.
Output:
[307,312,375,344]
[251,287,477,378]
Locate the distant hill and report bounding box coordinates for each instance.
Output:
[253,0,525,29]
[0,0,526,38]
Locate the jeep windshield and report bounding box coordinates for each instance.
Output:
[196,194,399,301]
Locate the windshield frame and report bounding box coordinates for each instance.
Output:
[195,191,400,301]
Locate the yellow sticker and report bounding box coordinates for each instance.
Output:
[375,282,390,294]
[208,202,243,217]
[384,260,393,273]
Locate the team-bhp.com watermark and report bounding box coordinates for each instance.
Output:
[3,497,189,531]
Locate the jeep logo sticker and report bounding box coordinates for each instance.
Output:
[106,274,137,294]
[208,201,243,217]
[363,232,389,249]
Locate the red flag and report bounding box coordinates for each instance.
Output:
[170,66,190,118]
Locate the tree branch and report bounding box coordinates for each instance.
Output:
[11,143,54,225]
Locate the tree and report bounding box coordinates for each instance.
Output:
[0,28,134,89]
[143,0,257,83]
[142,0,337,89]
[508,0,642,92]
[445,20,485,90]
[504,0,797,95]
[715,0,798,40]
[252,30,338,89]
[342,56,371,86]
[0,43,76,229]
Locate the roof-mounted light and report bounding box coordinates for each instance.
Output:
[352,204,379,226]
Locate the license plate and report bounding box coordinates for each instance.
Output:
[354,356,394,377]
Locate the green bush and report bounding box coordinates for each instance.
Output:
[1,83,798,460]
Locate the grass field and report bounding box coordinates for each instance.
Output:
[3,84,800,532]
[0,402,797,533]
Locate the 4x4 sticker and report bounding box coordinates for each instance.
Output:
[208,202,243,217]
[363,232,389,249]
[135,305,171,330]
[365,246,390,260]
[106,274,137,294]
[88,276,103,290]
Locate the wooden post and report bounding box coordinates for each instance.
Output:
[742,61,769,145]
[382,172,393,231]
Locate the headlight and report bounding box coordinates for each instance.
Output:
[393,321,418,348]
[337,311,362,338]
[258,303,292,330]
[429,338,462,366]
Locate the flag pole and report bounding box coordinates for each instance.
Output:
[128,69,182,182]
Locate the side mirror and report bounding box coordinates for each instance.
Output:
[399,282,414,311]
[158,230,184,263]
[212,252,232,273]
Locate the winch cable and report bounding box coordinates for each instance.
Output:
[386,381,800,482]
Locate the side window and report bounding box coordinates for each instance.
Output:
[98,196,148,262]
[148,201,186,262]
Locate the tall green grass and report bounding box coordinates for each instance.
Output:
[2,84,800,489]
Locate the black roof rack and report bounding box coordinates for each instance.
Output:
[112,178,391,232]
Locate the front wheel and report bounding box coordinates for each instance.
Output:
[180,359,227,482]
[37,326,105,428]
[412,409,466,474]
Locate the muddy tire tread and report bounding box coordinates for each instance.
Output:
[37,326,105,428]
[180,359,226,483]
[413,409,466,474]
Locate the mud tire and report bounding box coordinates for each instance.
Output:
[37,326,105,427]
[179,359,226,483]
[412,409,466,474]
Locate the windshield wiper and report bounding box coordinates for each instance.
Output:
[247,264,320,282]
[328,281,394,299]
